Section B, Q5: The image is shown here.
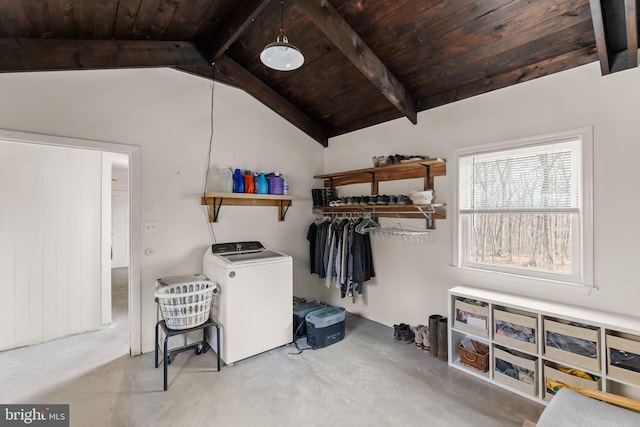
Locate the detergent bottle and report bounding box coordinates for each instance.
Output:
[232,168,244,193]
[243,170,255,193]
[257,171,269,194]
[270,173,284,195]
[218,167,233,192]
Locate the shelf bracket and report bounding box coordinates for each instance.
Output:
[208,196,224,223]
[278,200,292,221]
[369,172,378,195]
[422,164,433,191]
[415,205,434,228]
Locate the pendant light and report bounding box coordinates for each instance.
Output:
[260,0,304,71]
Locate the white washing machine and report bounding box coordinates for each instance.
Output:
[203,241,293,365]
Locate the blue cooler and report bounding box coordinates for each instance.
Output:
[306,307,346,348]
[293,300,328,339]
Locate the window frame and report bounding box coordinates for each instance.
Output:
[453,128,594,289]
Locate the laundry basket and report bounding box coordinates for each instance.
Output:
[155,274,216,330]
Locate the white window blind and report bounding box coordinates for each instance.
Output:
[459,139,582,213]
[456,133,591,286]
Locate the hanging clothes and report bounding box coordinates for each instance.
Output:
[308,216,375,302]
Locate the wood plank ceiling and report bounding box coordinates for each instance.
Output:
[0,0,636,146]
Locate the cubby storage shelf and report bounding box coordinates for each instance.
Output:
[201,192,298,222]
[448,286,640,405]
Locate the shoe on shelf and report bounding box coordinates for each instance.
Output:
[396,195,412,205]
[368,196,379,205]
[377,195,390,205]
[360,196,370,205]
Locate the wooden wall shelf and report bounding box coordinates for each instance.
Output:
[314,158,446,193]
[318,204,446,227]
[313,158,447,228]
[201,192,297,223]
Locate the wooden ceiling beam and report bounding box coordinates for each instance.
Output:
[295,0,418,125]
[0,38,207,72]
[625,0,638,68]
[213,54,328,146]
[208,0,271,62]
[589,0,611,74]
[172,65,237,87]
[589,0,640,74]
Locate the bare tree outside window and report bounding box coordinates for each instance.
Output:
[459,138,582,279]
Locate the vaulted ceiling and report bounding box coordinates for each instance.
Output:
[0,1,636,146]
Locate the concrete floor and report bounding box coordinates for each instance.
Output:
[0,269,544,426]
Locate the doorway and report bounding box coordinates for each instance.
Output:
[0,129,141,355]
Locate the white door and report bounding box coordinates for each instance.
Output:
[111,190,129,268]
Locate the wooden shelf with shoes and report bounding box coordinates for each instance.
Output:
[313,158,446,228]
[201,192,298,223]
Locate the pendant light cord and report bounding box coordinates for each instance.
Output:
[280,0,284,33]
[203,66,217,245]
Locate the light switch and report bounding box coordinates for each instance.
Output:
[144,221,160,234]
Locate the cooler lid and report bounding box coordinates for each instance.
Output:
[305,307,346,328]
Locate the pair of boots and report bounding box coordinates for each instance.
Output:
[412,325,429,351]
[393,323,414,343]
[427,315,449,361]
[411,325,425,349]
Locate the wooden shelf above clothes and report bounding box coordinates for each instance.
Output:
[316,204,446,227]
[201,192,298,223]
[314,158,446,192]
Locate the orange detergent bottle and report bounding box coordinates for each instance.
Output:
[243,170,255,193]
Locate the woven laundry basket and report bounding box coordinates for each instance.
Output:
[155,274,216,330]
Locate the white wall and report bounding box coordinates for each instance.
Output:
[0,68,324,353]
[321,62,640,327]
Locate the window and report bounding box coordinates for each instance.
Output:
[457,129,593,286]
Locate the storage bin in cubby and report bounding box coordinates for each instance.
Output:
[543,318,601,372]
[454,298,489,338]
[494,307,537,354]
[607,333,640,386]
[493,345,538,396]
[543,361,601,401]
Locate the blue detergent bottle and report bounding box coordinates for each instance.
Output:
[233,168,244,193]
[257,171,269,194]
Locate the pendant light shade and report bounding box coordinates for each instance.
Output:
[260,1,304,71]
[260,34,304,71]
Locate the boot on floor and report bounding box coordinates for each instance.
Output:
[437,317,448,361]
[412,325,425,349]
[422,328,431,354]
